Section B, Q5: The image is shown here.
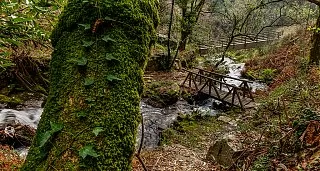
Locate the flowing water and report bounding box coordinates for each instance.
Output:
[0,57,265,156]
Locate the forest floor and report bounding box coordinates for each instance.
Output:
[133,30,320,171]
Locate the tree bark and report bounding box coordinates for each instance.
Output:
[179,30,190,51]
[310,7,320,65]
[21,0,158,170]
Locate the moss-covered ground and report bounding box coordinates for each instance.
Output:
[160,112,222,151]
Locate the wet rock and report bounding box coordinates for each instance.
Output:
[145,92,179,108]
[137,101,193,149]
[0,95,22,108]
[0,124,36,148]
[199,46,209,56]
[143,81,180,108]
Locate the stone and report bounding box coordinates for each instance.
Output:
[145,53,167,71]
[206,132,244,167]
[217,115,237,126]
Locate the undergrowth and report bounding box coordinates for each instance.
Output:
[233,29,320,170]
[160,28,320,170]
[242,29,310,87]
[0,145,23,170]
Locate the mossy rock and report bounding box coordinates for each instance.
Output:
[144,81,179,107]
[0,94,22,107]
[146,53,170,71]
[147,89,179,108]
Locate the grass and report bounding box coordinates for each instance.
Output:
[227,49,260,63]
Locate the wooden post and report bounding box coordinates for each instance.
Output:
[209,79,212,96]
[235,89,244,109]
[231,88,236,105]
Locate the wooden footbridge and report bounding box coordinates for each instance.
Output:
[180,68,255,109]
[199,31,283,54]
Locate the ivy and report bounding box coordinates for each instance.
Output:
[82,40,94,47]
[77,57,88,66]
[92,127,104,136]
[77,111,87,118]
[105,53,120,62]
[101,35,116,43]
[78,24,91,30]
[79,145,99,159]
[39,122,64,147]
[106,74,122,82]
[84,78,94,86]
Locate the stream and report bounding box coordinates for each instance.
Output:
[0,57,265,157]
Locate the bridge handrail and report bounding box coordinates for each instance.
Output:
[181,68,255,109]
[194,67,254,83]
[182,69,241,89]
[209,31,282,47]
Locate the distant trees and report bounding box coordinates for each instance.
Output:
[22,0,158,170]
[208,0,291,66]
[163,0,205,70]
[177,0,206,51]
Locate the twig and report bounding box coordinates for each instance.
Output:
[135,154,148,171]
[134,111,148,171]
[152,155,162,170]
[137,112,144,155]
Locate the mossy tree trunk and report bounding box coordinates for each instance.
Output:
[22,0,158,170]
[310,6,320,65]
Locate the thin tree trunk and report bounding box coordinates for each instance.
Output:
[178,30,189,51]
[310,7,320,65]
[22,0,158,170]
[167,0,175,70]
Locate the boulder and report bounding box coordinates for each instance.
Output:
[206,132,244,167]
[145,53,168,71]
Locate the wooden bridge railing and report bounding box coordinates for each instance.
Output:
[216,31,283,48]
[180,68,254,109]
[195,67,254,100]
[198,31,284,54]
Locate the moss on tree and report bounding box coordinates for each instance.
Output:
[22,0,158,170]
